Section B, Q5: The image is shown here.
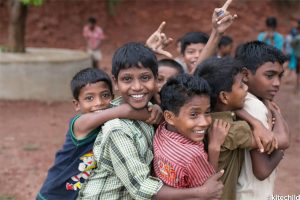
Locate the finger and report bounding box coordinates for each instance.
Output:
[267,140,275,154]
[265,141,272,153]
[217,14,237,25]
[156,21,166,33]
[156,49,173,58]
[255,136,264,153]
[221,0,233,11]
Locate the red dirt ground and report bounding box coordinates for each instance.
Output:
[0,0,300,199]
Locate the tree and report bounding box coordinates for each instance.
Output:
[7,0,43,52]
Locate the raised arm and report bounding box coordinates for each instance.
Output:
[191,0,237,74]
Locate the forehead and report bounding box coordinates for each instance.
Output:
[158,66,179,76]
[179,95,210,112]
[256,61,284,74]
[80,81,111,94]
[185,43,206,50]
[118,66,154,76]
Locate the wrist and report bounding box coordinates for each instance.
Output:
[209,143,221,152]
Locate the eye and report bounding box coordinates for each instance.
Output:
[85,95,94,101]
[101,92,112,99]
[122,76,132,82]
[157,76,164,83]
[190,111,198,118]
[141,75,151,81]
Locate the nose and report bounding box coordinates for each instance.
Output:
[131,79,143,91]
[94,97,105,108]
[273,76,280,88]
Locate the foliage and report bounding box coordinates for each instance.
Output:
[21,0,43,6]
[107,0,122,15]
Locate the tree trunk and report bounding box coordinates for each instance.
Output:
[8,0,27,53]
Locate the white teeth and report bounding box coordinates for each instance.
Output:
[131,94,144,99]
[94,110,102,113]
[194,130,205,134]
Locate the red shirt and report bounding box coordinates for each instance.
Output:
[153,122,215,188]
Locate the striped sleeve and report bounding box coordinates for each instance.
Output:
[109,129,163,200]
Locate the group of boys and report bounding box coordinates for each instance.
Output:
[37,1,290,200]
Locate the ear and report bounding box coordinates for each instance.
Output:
[112,76,118,91]
[163,110,176,126]
[241,67,250,83]
[219,91,229,105]
[72,99,81,112]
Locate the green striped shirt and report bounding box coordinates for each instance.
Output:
[77,97,163,200]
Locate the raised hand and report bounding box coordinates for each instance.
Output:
[145,21,173,58]
[212,0,237,34]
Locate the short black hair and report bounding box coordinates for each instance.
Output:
[194,57,243,109]
[218,35,233,48]
[181,32,209,54]
[266,17,277,28]
[235,41,287,74]
[88,17,96,24]
[71,68,112,100]
[160,73,211,116]
[111,42,158,78]
[158,58,184,74]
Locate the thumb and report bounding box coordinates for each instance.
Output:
[212,169,224,180]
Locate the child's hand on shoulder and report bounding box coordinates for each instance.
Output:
[145,104,163,125]
[209,119,231,148]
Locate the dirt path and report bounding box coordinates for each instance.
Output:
[0,82,299,200]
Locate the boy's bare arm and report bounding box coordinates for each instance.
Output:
[74,104,160,139]
[191,0,237,74]
[153,170,224,200]
[268,101,290,149]
[250,149,284,180]
[235,109,277,154]
[208,119,231,170]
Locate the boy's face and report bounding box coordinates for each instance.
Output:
[224,73,248,110]
[183,43,206,72]
[157,66,180,92]
[246,62,283,101]
[114,67,156,110]
[166,95,211,143]
[73,82,112,114]
[220,44,233,57]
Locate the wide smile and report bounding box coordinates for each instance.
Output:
[193,129,206,135]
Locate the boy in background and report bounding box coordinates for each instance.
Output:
[154,74,230,188]
[83,17,106,69]
[217,35,233,58]
[38,68,161,200]
[235,41,290,199]
[78,43,224,200]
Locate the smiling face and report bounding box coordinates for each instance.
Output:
[73,81,113,114]
[183,43,206,72]
[165,95,212,143]
[245,62,284,101]
[114,66,156,110]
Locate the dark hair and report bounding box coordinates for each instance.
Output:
[112,42,158,78]
[71,68,112,100]
[160,73,211,116]
[218,35,233,48]
[194,57,242,109]
[158,58,184,74]
[181,32,209,54]
[266,17,277,29]
[88,17,96,24]
[235,41,287,74]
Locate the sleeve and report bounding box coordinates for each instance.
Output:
[222,121,253,150]
[108,129,163,200]
[186,153,215,187]
[244,97,269,128]
[257,32,264,41]
[275,34,284,51]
